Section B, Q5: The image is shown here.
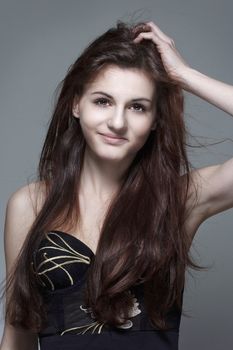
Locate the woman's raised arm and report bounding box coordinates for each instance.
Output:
[134,21,233,116]
[133,21,233,225]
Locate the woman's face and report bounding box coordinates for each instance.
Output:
[72,65,157,164]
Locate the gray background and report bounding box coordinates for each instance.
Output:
[0,0,232,349]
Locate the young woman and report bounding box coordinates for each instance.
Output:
[0,20,232,350]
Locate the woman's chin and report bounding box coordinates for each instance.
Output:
[85,144,137,164]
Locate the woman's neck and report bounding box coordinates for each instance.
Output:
[79,146,131,201]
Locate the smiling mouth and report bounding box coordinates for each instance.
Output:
[99,133,126,140]
[99,133,127,144]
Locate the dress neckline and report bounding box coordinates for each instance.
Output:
[49,230,96,256]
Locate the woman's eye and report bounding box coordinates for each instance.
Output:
[131,103,146,113]
[94,98,110,106]
[93,98,146,113]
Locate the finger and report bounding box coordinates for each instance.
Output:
[135,29,175,48]
[132,23,151,33]
[146,21,175,45]
[133,31,165,45]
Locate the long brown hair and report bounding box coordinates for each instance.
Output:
[1,20,202,331]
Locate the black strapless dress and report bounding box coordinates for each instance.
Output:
[32,230,183,350]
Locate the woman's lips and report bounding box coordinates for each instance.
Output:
[99,133,127,144]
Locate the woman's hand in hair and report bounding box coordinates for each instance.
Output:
[133,21,191,84]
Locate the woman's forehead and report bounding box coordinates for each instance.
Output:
[92,64,152,83]
[85,65,156,98]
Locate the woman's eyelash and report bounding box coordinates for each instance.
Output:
[93,98,147,112]
[93,98,109,106]
[133,104,147,112]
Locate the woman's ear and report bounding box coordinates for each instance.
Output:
[72,96,80,118]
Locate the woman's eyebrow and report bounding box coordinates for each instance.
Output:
[91,91,152,103]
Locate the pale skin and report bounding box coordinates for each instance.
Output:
[1,21,233,349]
[72,65,158,249]
[72,67,157,197]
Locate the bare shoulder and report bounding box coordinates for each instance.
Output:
[7,180,46,217]
[1,183,46,348]
[6,181,46,227]
[4,181,47,262]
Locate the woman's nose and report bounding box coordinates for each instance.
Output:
[107,107,127,131]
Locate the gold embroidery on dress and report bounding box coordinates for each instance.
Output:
[33,232,142,335]
[31,261,46,287]
[60,291,141,335]
[60,304,106,335]
[60,321,105,335]
[43,232,92,262]
[32,231,91,290]
[39,265,55,290]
